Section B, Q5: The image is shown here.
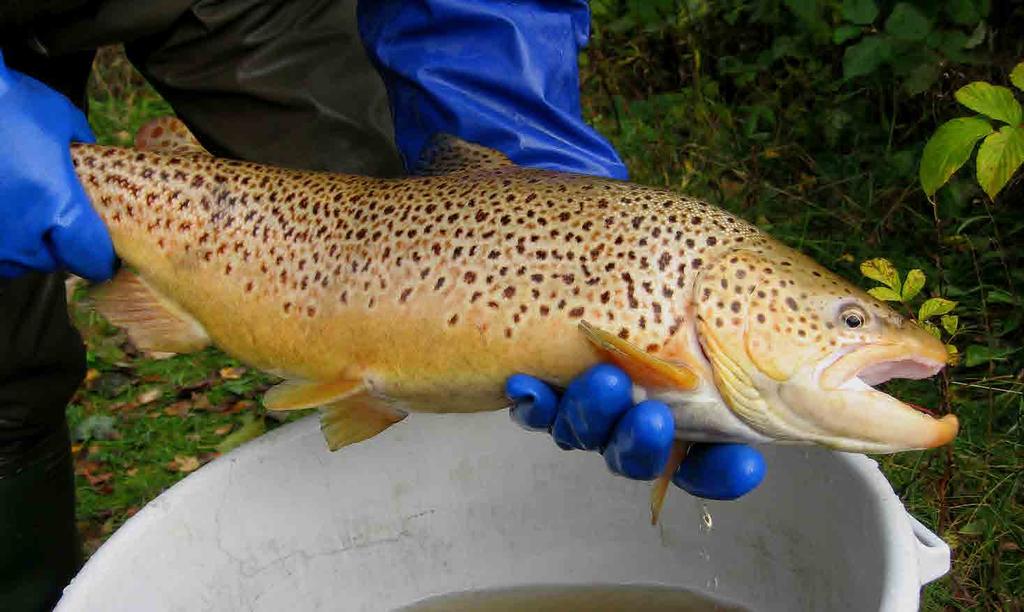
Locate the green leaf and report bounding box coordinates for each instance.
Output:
[1011,62,1024,93]
[922,321,942,339]
[860,258,901,290]
[868,286,903,301]
[955,82,1023,125]
[946,0,983,25]
[902,269,926,301]
[964,22,987,49]
[783,0,829,36]
[833,25,863,44]
[842,0,877,24]
[216,415,267,454]
[976,125,1024,200]
[958,518,988,536]
[919,117,993,196]
[919,298,957,320]
[903,62,940,95]
[843,35,892,78]
[885,3,932,41]
[941,314,959,335]
[964,344,1015,367]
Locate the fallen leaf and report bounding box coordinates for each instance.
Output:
[219,367,247,380]
[84,369,101,385]
[167,455,201,473]
[178,377,217,396]
[164,401,191,417]
[214,424,234,436]
[125,467,139,477]
[225,399,254,414]
[190,393,213,411]
[136,387,164,405]
[93,372,133,398]
[125,506,139,518]
[198,451,220,466]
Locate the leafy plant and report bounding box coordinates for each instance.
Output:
[835,0,990,94]
[860,258,960,363]
[920,61,1024,199]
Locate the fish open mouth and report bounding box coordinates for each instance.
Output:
[840,356,946,412]
[820,347,959,450]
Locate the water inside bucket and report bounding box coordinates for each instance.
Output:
[398,584,749,611]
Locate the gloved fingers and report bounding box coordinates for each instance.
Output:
[66,104,96,145]
[506,374,560,431]
[602,400,674,480]
[672,443,766,501]
[48,178,117,282]
[551,363,633,450]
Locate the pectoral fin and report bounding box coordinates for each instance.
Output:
[263,379,367,411]
[320,394,407,451]
[578,321,700,391]
[90,269,210,354]
[651,441,688,526]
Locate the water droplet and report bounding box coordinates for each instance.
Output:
[699,503,713,534]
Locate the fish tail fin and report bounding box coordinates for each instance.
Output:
[89,268,210,355]
[651,441,689,526]
[135,117,212,157]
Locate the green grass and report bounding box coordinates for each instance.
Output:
[73,39,1022,610]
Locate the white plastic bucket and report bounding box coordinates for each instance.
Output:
[56,412,950,611]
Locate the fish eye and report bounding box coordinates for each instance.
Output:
[840,306,867,329]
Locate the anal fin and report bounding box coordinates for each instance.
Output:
[261,379,406,451]
[579,321,700,391]
[90,269,210,354]
[320,394,407,451]
[651,441,688,526]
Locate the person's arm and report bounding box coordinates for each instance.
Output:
[358,0,765,500]
[357,0,627,180]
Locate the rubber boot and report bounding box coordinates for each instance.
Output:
[0,427,82,612]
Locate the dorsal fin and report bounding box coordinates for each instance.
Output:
[134,117,212,157]
[414,133,515,176]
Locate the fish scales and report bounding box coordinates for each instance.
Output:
[70,141,765,410]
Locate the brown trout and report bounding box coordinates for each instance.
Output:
[72,118,957,518]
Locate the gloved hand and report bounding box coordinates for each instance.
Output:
[507,365,766,500]
[0,50,115,281]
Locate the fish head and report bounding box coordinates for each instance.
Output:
[693,244,958,453]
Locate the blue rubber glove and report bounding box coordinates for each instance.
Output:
[357,0,628,180]
[507,366,766,500]
[0,51,116,282]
